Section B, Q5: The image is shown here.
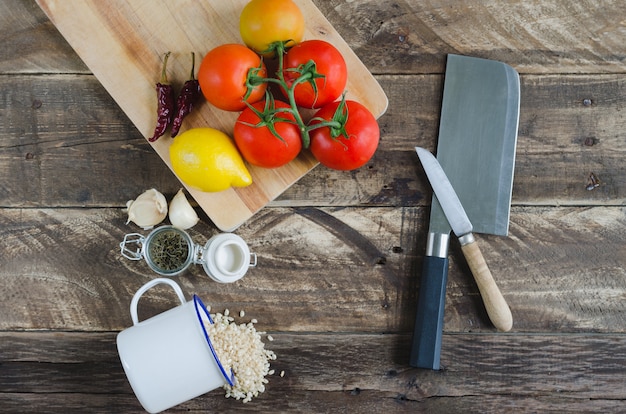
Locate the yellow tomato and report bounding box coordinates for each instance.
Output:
[239,0,305,56]
[170,128,252,193]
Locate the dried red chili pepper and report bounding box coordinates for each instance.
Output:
[171,52,202,138]
[149,52,175,142]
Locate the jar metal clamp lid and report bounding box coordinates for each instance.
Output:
[120,226,256,282]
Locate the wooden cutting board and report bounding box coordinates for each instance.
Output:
[36,0,388,231]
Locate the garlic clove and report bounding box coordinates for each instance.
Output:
[126,188,168,229]
[168,188,199,230]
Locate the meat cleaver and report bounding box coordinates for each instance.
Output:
[410,54,520,370]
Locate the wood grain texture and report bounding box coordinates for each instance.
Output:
[0,0,87,74]
[2,0,626,412]
[317,0,626,75]
[460,240,513,332]
[1,332,625,413]
[5,0,626,76]
[0,206,624,333]
[35,0,388,231]
[2,73,625,208]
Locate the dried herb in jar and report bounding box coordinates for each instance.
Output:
[147,229,190,272]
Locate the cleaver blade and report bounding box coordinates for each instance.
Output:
[410,54,520,370]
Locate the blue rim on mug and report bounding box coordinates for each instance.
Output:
[193,295,236,386]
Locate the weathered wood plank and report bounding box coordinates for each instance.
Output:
[4,0,626,75]
[0,206,420,331]
[1,74,625,208]
[0,332,624,413]
[0,0,87,74]
[2,392,624,414]
[0,206,624,333]
[2,2,625,413]
[0,73,180,206]
[3,2,625,414]
[319,0,626,75]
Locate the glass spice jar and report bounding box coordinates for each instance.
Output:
[120,226,256,282]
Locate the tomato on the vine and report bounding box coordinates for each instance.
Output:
[197,44,267,111]
[234,100,302,168]
[239,0,305,56]
[308,100,379,171]
[282,40,348,109]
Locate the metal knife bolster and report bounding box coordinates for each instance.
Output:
[426,232,476,258]
[426,232,451,258]
[457,233,475,246]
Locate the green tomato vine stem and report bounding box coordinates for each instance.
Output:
[246,40,345,149]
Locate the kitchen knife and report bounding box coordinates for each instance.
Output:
[410,54,520,370]
[415,146,512,331]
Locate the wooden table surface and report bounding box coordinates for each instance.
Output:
[2,0,625,412]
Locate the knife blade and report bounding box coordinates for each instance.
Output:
[410,54,520,370]
[415,147,472,237]
[416,146,513,331]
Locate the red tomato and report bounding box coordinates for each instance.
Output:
[282,40,348,109]
[233,100,302,168]
[198,44,267,111]
[308,100,379,171]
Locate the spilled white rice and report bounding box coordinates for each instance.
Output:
[205,309,276,403]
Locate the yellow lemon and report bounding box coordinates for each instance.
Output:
[170,128,252,192]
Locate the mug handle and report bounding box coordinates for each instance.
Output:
[130,278,187,325]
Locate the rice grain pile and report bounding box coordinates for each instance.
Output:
[205,309,276,403]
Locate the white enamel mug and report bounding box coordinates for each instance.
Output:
[116,278,235,413]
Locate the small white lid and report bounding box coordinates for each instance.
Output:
[201,233,252,283]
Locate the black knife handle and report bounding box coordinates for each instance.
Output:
[409,255,449,370]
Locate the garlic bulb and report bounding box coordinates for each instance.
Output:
[126,188,168,229]
[168,188,199,230]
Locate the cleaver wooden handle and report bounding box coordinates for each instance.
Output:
[460,236,513,332]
